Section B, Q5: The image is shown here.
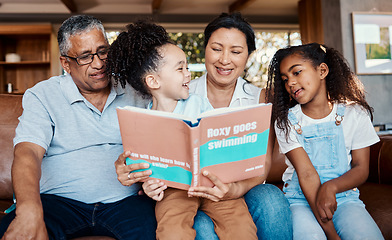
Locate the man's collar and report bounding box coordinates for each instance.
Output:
[60,74,124,105]
[60,74,83,104]
[112,80,125,96]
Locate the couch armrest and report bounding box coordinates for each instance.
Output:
[378,135,392,185]
[368,139,382,183]
[0,94,23,200]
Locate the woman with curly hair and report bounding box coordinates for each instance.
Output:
[266,43,383,240]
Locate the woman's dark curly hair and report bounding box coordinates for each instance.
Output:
[265,42,373,138]
[106,20,171,98]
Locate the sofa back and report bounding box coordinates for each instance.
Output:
[0,94,23,200]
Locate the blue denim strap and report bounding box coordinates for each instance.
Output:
[288,109,302,134]
[288,104,346,129]
[336,104,346,117]
[335,104,346,125]
[288,109,298,125]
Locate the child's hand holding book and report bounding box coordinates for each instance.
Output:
[142,179,167,201]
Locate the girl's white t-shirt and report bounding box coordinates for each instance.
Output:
[275,103,379,182]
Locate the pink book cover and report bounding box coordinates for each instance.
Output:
[117,103,272,190]
[194,104,271,187]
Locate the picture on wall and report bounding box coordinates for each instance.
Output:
[352,12,392,75]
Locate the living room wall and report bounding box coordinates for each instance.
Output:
[322,0,392,127]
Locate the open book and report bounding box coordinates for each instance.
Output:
[117,103,272,190]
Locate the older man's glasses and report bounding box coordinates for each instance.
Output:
[63,49,109,66]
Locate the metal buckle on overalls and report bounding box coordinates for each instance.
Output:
[335,114,343,126]
[293,123,302,134]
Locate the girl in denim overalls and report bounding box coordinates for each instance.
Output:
[266,43,384,240]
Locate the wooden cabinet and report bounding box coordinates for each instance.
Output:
[298,0,324,44]
[0,24,60,94]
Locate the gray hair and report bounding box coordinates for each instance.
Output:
[57,15,107,56]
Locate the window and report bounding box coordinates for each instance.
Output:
[169,32,205,80]
[106,29,301,88]
[246,31,301,87]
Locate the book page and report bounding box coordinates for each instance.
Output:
[197,104,272,187]
[117,107,195,190]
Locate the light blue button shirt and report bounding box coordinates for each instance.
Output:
[14,74,149,204]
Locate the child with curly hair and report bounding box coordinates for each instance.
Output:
[106,20,257,240]
[266,43,384,240]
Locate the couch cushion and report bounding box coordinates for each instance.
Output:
[0,125,16,199]
[359,182,392,240]
[0,94,23,200]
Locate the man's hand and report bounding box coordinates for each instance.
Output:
[2,204,48,240]
[115,151,152,186]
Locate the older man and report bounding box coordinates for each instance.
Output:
[0,15,155,239]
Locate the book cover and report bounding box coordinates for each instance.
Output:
[117,103,272,190]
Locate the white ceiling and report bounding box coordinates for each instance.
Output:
[0,0,300,25]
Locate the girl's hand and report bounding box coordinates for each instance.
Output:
[187,171,238,202]
[324,223,341,240]
[114,151,152,186]
[316,181,338,222]
[315,147,370,223]
[142,180,167,201]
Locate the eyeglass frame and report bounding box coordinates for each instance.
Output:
[62,48,109,66]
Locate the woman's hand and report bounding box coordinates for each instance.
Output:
[187,171,240,202]
[115,151,152,186]
[142,180,167,201]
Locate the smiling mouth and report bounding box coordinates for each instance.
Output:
[182,82,189,89]
[293,88,302,98]
[216,67,233,74]
[90,71,106,79]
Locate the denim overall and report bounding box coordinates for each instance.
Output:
[283,104,361,206]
